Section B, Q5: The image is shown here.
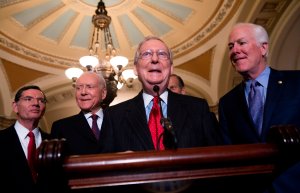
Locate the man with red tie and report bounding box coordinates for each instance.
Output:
[100,36,221,153]
[0,85,50,193]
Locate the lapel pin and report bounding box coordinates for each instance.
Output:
[278,80,283,84]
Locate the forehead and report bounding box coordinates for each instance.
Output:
[169,76,178,83]
[76,73,99,84]
[22,89,43,96]
[229,26,254,42]
[140,39,168,51]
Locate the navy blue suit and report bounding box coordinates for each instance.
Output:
[51,111,102,155]
[218,69,300,144]
[265,162,300,193]
[100,90,221,153]
[0,125,50,193]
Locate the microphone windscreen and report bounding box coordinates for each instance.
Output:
[153,85,160,93]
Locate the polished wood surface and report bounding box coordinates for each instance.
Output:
[64,144,278,189]
[37,125,300,191]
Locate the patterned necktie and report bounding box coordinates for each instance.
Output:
[27,131,37,182]
[91,114,100,140]
[248,80,263,135]
[148,96,165,150]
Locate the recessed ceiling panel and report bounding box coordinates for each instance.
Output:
[143,0,193,22]
[118,14,145,47]
[133,7,172,36]
[41,9,77,42]
[13,0,63,28]
[71,16,93,48]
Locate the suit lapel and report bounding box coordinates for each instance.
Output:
[167,92,188,137]
[262,69,284,138]
[7,126,34,181]
[9,126,28,162]
[237,83,254,125]
[125,92,154,149]
[75,112,98,142]
[236,82,262,138]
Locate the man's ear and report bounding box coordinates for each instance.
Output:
[261,42,269,57]
[133,65,138,76]
[101,88,107,100]
[12,101,18,114]
[181,88,186,95]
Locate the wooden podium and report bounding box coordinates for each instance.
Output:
[37,125,300,193]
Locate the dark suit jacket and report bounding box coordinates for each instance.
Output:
[265,161,300,193]
[100,90,221,153]
[51,111,102,155]
[0,125,50,193]
[218,69,300,144]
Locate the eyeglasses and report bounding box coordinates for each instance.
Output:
[139,49,170,60]
[19,96,47,104]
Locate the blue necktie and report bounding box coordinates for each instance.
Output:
[248,80,263,135]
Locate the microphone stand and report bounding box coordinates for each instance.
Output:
[153,85,177,150]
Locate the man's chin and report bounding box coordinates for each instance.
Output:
[80,106,93,112]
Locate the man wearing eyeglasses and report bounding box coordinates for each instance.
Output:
[100,36,221,153]
[0,85,51,193]
[51,71,107,156]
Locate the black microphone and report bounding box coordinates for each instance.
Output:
[153,85,160,93]
[152,85,177,150]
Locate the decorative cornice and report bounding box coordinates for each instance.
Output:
[46,90,75,105]
[0,33,80,69]
[172,0,237,57]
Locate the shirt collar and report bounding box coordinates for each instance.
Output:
[84,108,104,119]
[256,66,270,88]
[143,90,168,108]
[14,120,39,139]
[246,66,270,89]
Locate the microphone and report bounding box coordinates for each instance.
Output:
[152,85,177,150]
[153,85,160,93]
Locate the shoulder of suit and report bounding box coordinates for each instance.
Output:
[107,93,141,110]
[170,92,207,103]
[219,82,244,101]
[0,125,14,135]
[271,69,300,81]
[52,113,82,124]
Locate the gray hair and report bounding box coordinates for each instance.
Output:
[233,23,269,44]
[96,72,107,89]
[133,36,173,65]
[233,23,269,57]
[78,71,107,89]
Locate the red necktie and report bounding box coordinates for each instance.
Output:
[148,96,164,150]
[27,131,37,182]
[91,114,100,140]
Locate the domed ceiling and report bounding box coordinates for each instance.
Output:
[1,0,299,131]
[1,0,237,69]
